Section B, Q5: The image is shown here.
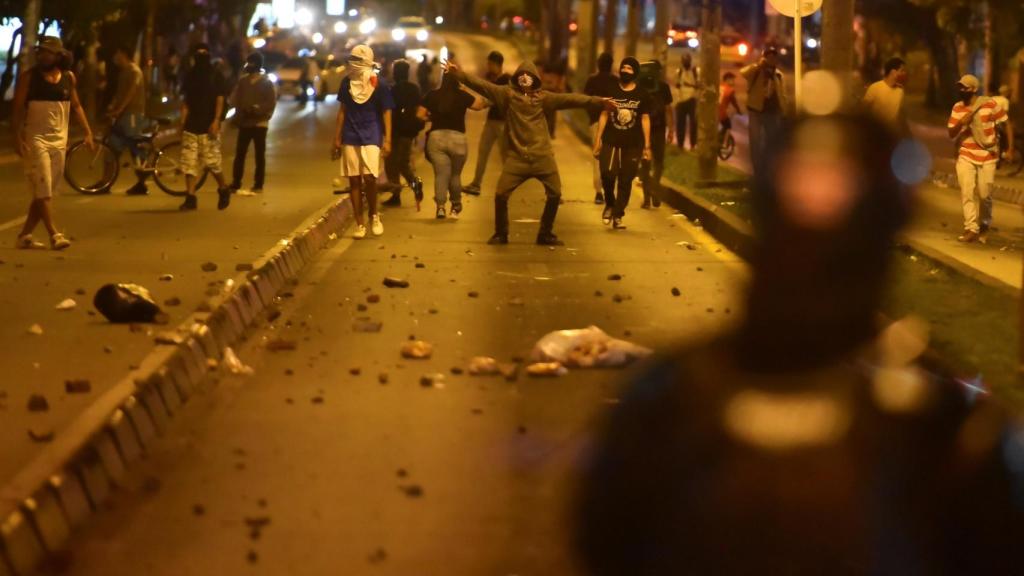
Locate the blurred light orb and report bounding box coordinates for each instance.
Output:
[311,32,323,44]
[891,138,932,186]
[294,8,314,27]
[801,70,842,116]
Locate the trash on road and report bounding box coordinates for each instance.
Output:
[531,326,653,368]
[420,373,445,388]
[383,277,410,288]
[353,318,383,333]
[671,287,682,297]
[27,324,44,336]
[526,362,568,377]
[401,340,433,359]
[266,338,298,352]
[159,274,174,282]
[468,356,501,375]
[201,262,219,272]
[94,283,167,324]
[27,394,49,412]
[65,379,92,394]
[154,331,185,345]
[467,291,479,298]
[607,274,623,281]
[55,298,77,311]
[223,347,254,375]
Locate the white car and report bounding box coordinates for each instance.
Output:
[391,16,430,46]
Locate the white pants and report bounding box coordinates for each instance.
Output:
[342,144,381,178]
[955,157,995,233]
[24,143,65,200]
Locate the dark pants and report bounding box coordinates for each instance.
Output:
[545,108,557,138]
[675,99,697,149]
[385,136,417,187]
[641,125,667,203]
[748,109,783,179]
[600,145,643,218]
[493,156,561,237]
[232,126,267,189]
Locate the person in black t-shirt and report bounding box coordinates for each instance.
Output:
[382,60,425,208]
[179,43,232,211]
[464,51,511,196]
[584,52,619,205]
[639,61,673,209]
[593,57,652,229]
[417,73,487,219]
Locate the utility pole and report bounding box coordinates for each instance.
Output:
[624,0,639,58]
[653,0,670,67]
[576,0,598,94]
[696,0,721,181]
[603,0,618,57]
[820,0,855,106]
[20,0,40,67]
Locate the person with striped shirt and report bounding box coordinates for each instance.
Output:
[947,74,1007,243]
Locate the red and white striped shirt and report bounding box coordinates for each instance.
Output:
[948,98,1007,165]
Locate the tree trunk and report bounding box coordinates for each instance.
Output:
[982,0,994,92]
[0,27,22,120]
[923,25,959,109]
[697,0,721,181]
[821,0,855,106]
[603,0,618,56]
[576,0,598,92]
[21,0,41,67]
[624,0,639,57]
[653,0,670,68]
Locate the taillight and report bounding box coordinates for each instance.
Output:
[738,43,749,56]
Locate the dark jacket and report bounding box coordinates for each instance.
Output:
[229,72,276,127]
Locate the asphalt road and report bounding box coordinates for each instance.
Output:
[43,32,746,576]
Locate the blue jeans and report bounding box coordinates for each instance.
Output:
[426,129,468,207]
[108,113,149,163]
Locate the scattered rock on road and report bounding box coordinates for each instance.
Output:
[526,362,568,377]
[415,262,426,269]
[201,262,218,272]
[159,274,174,282]
[28,429,54,443]
[368,548,389,565]
[55,298,77,311]
[419,373,445,388]
[266,338,298,351]
[378,372,389,385]
[367,294,381,303]
[467,291,479,298]
[27,394,49,412]
[400,484,424,498]
[163,297,182,307]
[607,274,622,281]
[235,263,254,272]
[401,340,433,359]
[353,318,383,333]
[468,356,501,376]
[27,324,43,336]
[671,287,681,297]
[65,379,92,394]
[383,277,410,288]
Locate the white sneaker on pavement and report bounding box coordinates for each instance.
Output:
[353,224,368,239]
[371,214,384,236]
[50,232,71,250]
[16,234,45,250]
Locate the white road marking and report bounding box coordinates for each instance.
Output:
[0,217,25,232]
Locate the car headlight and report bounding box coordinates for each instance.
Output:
[392,28,407,41]
[359,17,376,35]
[268,73,279,83]
[687,38,700,49]
[333,21,347,34]
[416,29,429,42]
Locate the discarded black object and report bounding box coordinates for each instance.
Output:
[93,284,166,324]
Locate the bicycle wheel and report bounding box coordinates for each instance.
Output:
[152,140,208,196]
[718,132,735,161]
[64,140,119,194]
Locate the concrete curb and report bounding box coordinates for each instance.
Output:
[931,170,1024,206]
[0,197,354,575]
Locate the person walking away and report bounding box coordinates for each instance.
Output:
[862,57,908,135]
[577,113,1024,576]
[993,84,1015,167]
[106,45,151,196]
[229,52,276,194]
[584,52,619,205]
[12,36,94,250]
[741,47,786,179]
[593,57,652,229]
[639,60,673,209]
[381,59,425,208]
[673,52,699,150]
[445,59,609,246]
[948,74,1007,244]
[419,74,487,219]
[333,45,394,239]
[178,44,233,211]
[417,54,432,92]
[464,51,511,197]
[718,72,743,145]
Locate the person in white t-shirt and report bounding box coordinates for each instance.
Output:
[992,84,1015,164]
[862,57,908,134]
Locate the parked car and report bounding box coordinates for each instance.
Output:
[391,16,429,47]
[666,27,751,64]
[270,57,321,100]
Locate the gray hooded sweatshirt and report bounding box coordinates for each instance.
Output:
[456,60,604,168]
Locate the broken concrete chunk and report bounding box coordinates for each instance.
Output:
[154,331,185,345]
[55,298,77,311]
[367,294,381,303]
[159,274,174,282]
[401,340,433,359]
[419,373,445,388]
[415,262,426,269]
[378,373,389,385]
[94,283,165,324]
[65,379,92,394]
[468,357,501,376]
[467,291,479,298]
[266,338,298,351]
[526,362,569,377]
[607,274,623,281]
[383,277,410,288]
[28,429,54,443]
[352,318,383,333]
[27,394,49,412]
[201,262,218,272]
[27,324,44,336]
[671,287,681,297]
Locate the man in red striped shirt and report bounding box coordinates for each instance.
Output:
[948,74,1007,243]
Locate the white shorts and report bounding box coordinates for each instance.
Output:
[181,131,222,177]
[23,142,65,200]
[342,144,381,178]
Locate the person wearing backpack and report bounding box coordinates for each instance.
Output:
[947,74,1007,244]
[381,59,425,209]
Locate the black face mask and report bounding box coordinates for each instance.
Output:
[620,70,636,84]
[244,63,260,74]
[959,90,974,104]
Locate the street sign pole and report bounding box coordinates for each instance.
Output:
[794,0,802,110]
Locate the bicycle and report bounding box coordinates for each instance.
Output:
[64,117,208,196]
[718,125,736,161]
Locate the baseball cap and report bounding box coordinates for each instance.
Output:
[956,74,980,91]
[35,36,65,54]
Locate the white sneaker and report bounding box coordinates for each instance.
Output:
[50,232,71,250]
[353,224,367,239]
[16,234,45,250]
[371,214,384,236]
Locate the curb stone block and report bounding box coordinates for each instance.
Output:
[92,432,126,486]
[231,291,254,328]
[48,473,90,529]
[180,338,207,388]
[266,257,285,291]
[121,396,157,452]
[23,488,70,554]
[255,275,275,307]
[191,324,218,362]
[223,295,247,335]
[152,369,183,415]
[166,357,194,402]
[0,509,44,576]
[136,384,170,434]
[74,448,111,510]
[240,284,263,318]
[107,409,142,466]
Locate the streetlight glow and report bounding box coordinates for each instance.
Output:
[333,21,347,34]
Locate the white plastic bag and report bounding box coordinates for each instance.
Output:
[530,326,652,368]
[223,347,254,376]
